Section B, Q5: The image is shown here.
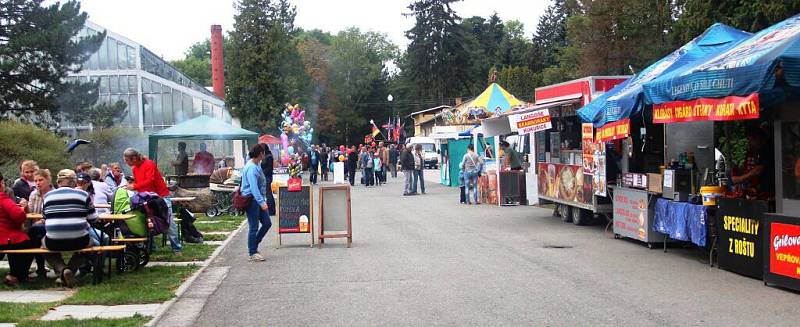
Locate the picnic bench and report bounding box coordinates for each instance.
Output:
[0,245,126,285]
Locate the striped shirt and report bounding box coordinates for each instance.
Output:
[42,187,97,240]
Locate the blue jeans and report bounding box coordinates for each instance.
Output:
[165,198,182,252]
[466,174,479,203]
[413,169,425,193]
[246,199,272,255]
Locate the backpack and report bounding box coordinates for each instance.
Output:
[111,188,147,237]
[142,197,170,236]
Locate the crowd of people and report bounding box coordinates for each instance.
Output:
[0,147,184,287]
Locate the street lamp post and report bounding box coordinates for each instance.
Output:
[387,94,394,142]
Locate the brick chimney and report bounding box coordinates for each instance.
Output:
[210,25,225,99]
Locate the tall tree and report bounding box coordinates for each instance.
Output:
[227,0,308,132]
[402,0,471,102]
[532,0,571,73]
[170,40,213,86]
[673,0,800,44]
[326,28,396,144]
[0,0,103,120]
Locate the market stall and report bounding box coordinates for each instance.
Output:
[523,76,629,224]
[576,23,752,246]
[640,14,800,286]
[148,115,259,188]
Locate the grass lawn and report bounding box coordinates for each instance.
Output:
[0,270,58,291]
[16,315,150,327]
[195,220,243,233]
[63,265,197,305]
[196,214,245,222]
[0,302,56,322]
[202,233,228,241]
[150,243,218,262]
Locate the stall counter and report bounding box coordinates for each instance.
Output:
[610,185,668,246]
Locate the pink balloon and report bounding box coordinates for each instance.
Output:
[280,133,289,149]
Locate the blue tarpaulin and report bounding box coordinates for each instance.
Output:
[578,23,751,127]
[644,14,800,104]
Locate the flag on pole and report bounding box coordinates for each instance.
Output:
[394,116,401,142]
[370,119,381,137]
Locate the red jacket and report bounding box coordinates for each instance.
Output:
[0,192,29,245]
[132,159,170,197]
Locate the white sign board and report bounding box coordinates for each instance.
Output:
[509,109,553,135]
[333,162,345,184]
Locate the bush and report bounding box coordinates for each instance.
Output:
[0,120,72,181]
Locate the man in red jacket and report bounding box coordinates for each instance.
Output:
[0,172,35,286]
[123,148,182,253]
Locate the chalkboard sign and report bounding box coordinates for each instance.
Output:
[277,185,312,234]
[318,185,352,248]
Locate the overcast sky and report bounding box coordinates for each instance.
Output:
[72,0,550,61]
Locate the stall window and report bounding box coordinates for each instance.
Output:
[781,122,800,200]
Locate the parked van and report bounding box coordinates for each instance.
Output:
[405,136,439,169]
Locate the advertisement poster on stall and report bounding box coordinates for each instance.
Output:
[510,109,553,135]
[593,142,607,197]
[537,163,591,205]
[768,222,800,280]
[581,123,596,175]
[717,199,766,279]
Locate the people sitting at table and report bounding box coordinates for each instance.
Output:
[0,172,35,286]
[42,169,98,287]
[26,169,51,279]
[124,148,182,254]
[87,169,113,215]
[12,160,38,202]
[192,143,215,174]
[104,162,127,191]
[172,142,189,176]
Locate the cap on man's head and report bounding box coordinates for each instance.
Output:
[76,172,91,184]
[57,169,77,181]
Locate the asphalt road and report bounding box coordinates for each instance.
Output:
[188,170,798,326]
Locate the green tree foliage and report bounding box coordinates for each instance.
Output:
[402,0,472,101]
[0,0,103,117]
[672,0,800,44]
[490,66,536,102]
[326,28,396,144]
[226,0,309,132]
[170,40,213,87]
[0,121,71,180]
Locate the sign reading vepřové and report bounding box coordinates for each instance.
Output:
[717,198,767,279]
[652,93,759,123]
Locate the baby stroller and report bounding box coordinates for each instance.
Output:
[206,183,244,217]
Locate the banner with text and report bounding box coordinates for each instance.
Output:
[595,118,630,142]
[510,109,552,135]
[652,93,759,123]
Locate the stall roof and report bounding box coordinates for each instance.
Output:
[148,115,259,163]
[578,23,751,127]
[644,14,800,104]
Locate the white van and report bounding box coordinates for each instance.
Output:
[405,136,439,169]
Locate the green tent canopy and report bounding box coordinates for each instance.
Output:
[147,115,259,163]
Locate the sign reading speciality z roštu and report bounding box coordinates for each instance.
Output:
[717,199,767,279]
[652,93,759,123]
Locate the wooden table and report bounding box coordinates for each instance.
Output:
[95,204,111,209]
[27,213,136,221]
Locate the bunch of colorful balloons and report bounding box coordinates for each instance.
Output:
[278,103,314,177]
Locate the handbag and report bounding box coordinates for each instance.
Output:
[232,188,253,210]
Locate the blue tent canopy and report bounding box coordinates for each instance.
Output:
[578,23,751,127]
[147,115,259,163]
[644,14,800,104]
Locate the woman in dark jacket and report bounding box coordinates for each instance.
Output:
[259,144,276,216]
[0,172,35,286]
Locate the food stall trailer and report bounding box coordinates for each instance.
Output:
[640,14,800,289]
[576,23,752,247]
[530,76,629,224]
